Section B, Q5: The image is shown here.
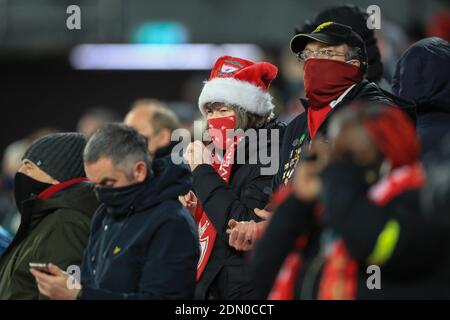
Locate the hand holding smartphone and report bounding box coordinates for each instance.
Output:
[29,262,51,274]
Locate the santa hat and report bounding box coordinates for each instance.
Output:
[198,56,278,116]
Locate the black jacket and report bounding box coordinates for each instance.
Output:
[393,37,450,157]
[254,162,450,299]
[192,119,285,300]
[274,80,400,189]
[253,80,409,298]
[79,158,199,300]
[154,141,179,160]
[0,182,98,299]
[321,162,450,299]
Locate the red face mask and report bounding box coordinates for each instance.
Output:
[303,58,363,109]
[207,115,237,150]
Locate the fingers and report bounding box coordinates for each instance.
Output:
[229,227,239,247]
[47,263,63,276]
[236,225,247,249]
[254,208,272,220]
[227,220,256,252]
[30,268,53,284]
[178,195,188,207]
[37,281,51,298]
[228,219,238,229]
[242,221,256,251]
[179,192,198,209]
[188,191,197,202]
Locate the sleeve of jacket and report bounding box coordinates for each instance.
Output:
[250,195,315,299]
[321,162,443,274]
[33,211,91,300]
[192,164,272,234]
[79,211,199,300]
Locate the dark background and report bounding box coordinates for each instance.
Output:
[1,0,449,153]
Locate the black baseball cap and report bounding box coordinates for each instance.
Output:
[290,21,367,61]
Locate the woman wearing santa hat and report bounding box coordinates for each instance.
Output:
[180,55,285,299]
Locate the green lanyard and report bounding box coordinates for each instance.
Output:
[299,133,306,146]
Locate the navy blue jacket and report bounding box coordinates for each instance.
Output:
[393,37,450,158]
[79,158,199,300]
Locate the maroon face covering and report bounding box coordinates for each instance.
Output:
[304,59,363,138]
[303,58,363,109]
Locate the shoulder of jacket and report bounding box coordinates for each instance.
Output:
[44,207,91,229]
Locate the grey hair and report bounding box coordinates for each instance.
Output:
[84,123,151,178]
[346,46,367,75]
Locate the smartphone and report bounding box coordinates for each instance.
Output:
[29,262,50,274]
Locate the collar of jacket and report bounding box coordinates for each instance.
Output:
[0,181,98,260]
[39,177,88,200]
[97,175,152,218]
[154,141,178,160]
[22,181,97,227]
[300,80,400,138]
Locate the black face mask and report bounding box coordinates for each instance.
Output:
[14,172,53,213]
[94,181,145,216]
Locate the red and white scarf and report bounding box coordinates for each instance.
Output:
[195,115,241,281]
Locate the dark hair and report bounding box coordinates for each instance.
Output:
[203,102,269,130]
[346,45,367,75]
[84,123,151,175]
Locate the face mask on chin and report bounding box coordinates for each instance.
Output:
[14,172,53,213]
[303,58,363,109]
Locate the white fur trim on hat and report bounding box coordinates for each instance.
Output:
[198,77,275,116]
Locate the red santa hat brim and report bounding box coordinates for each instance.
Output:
[198,77,275,116]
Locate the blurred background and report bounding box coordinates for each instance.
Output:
[0,0,449,233]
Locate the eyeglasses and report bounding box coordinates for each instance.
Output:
[296,49,348,61]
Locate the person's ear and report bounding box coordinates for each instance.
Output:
[346,59,361,68]
[133,161,148,183]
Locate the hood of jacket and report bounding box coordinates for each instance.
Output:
[393,37,450,114]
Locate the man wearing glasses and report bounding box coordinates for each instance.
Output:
[228,22,400,255]
[240,22,413,300]
[273,21,397,188]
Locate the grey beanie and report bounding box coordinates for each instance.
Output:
[22,132,87,182]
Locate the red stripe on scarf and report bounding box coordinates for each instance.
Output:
[39,177,88,200]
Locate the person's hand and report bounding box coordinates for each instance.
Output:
[293,139,330,202]
[227,219,257,251]
[183,141,212,171]
[254,208,273,221]
[30,263,80,300]
[227,208,272,251]
[178,191,198,216]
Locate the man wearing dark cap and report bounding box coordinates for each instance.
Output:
[297,4,385,86]
[0,133,98,299]
[229,22,402,259]
[273,21,397,188]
